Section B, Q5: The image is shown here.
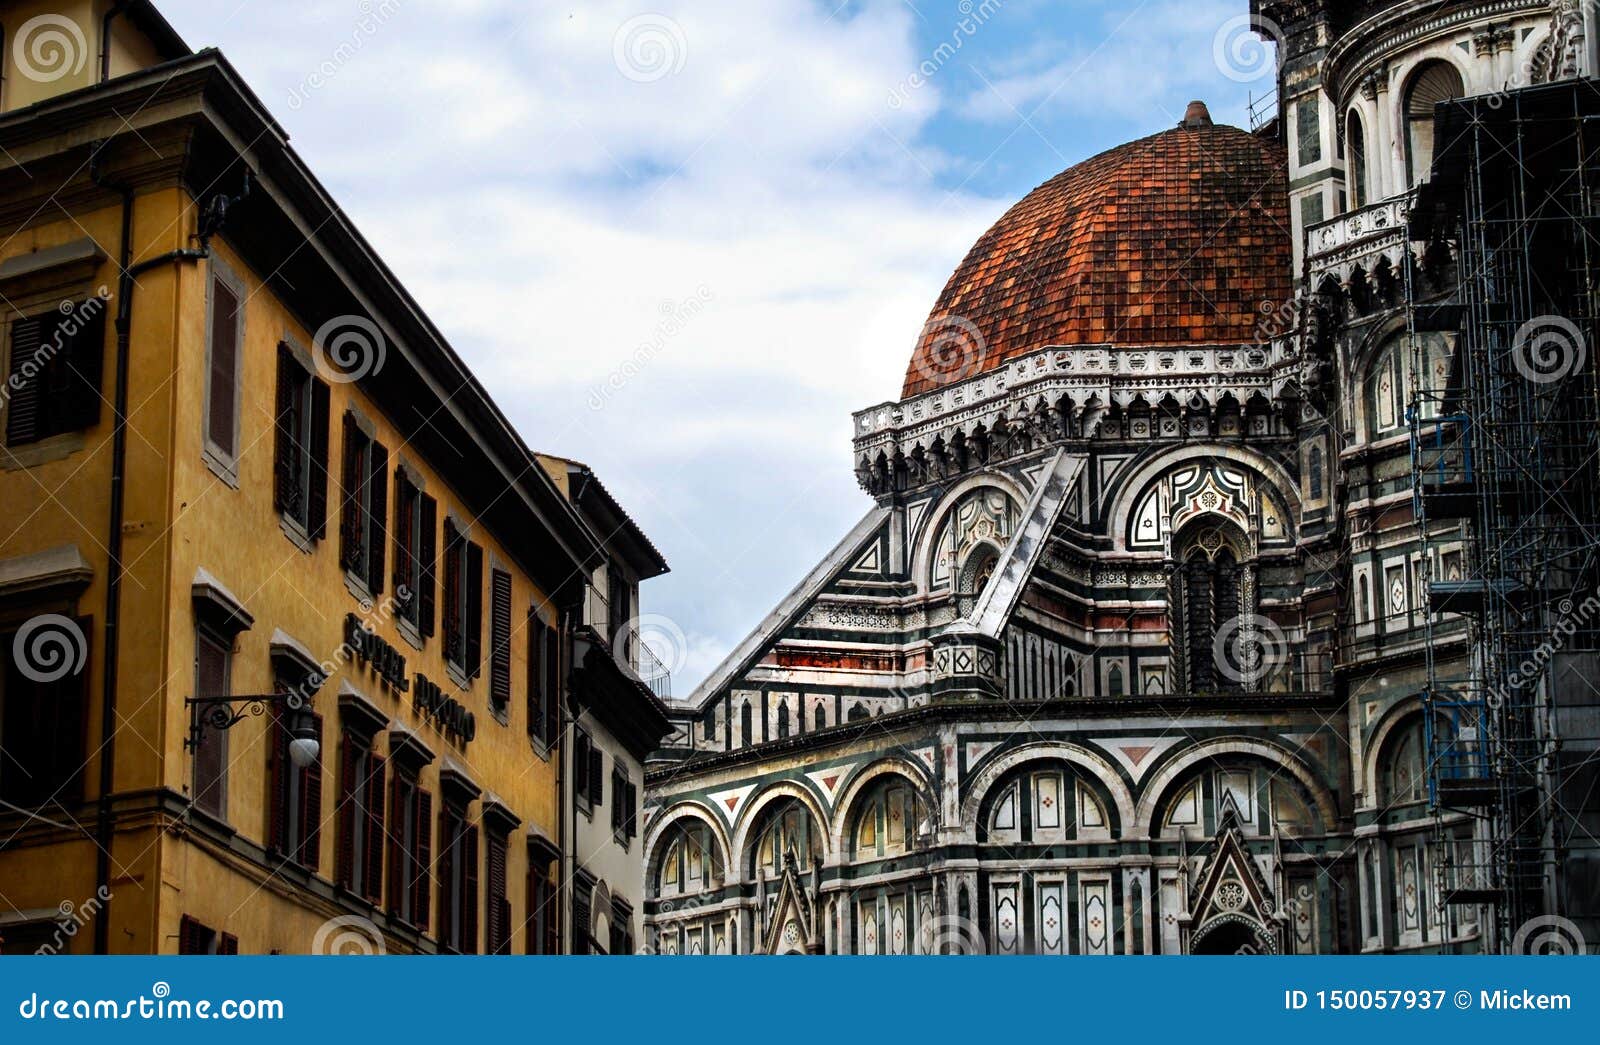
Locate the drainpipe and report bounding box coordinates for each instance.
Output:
[89,154,210,954]
[99,2,130,84]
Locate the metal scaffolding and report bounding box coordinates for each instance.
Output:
[1408,81,1600,953]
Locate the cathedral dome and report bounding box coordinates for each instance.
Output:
[903,102,1292,398]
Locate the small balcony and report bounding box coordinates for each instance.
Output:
[1306,191,1417,288]
[638,640,672,701]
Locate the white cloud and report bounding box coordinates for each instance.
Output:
[160,0,1010,693]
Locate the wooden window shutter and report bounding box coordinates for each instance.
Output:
[526,614,543,740]
[465,542,484,677]
[462,823,480,955]
[339,415,363,572]
[335,733,357,888]
[272,345,295,515]
[442,520,462,660]
[366,442,388,595]
[298,711,324,870]
[573,733,589,801]
[489,570,512,710]
[177,915,205,955]
[412,788,433,931]
[386,773,406,918]
[487,834,509,954]
[307,378,331,541]
[628,781,639,838]
[543,625,560,742]
[266,707,289,854]
[611,772,623,833]
[207,277,240,455]
[218,932,239,955]
[4,315,46,445]
[392,475,413,604]
[363,754,387,903]
[589,748,604,807]
[63,305,106,432]
[418,494,438,637]
[435,806,455,946]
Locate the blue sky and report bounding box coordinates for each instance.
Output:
[156,0,1275,694]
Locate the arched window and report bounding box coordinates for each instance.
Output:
[740,702,753,747]
[1346,110,1368,208]
[1172,523,1249,692]
[776,702,789,739]
[750,798,821,877]
[1358,573,1372,623]
[847,702,868,723]
[1107,663,1124,697]
[851,778,926,860]
[655,820,721,898]
[1381,715,1429,806]
[813,705,826,732]
[1404,60,1464,186]
[1308,445,1324,500]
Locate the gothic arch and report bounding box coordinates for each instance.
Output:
[1360,696,1439,809]
[1135,737,1337,834]
[909,471,1030,594]
[959,741,1135,831]
[729,780,830,882]
[1107,444,1302,552]
[644,802,733,895]
[827,758,938,855]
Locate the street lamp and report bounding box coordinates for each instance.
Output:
[186,688,320,767]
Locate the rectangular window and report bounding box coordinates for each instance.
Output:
[527,611,561,746]
[336,730,386,901]
[386,771,432,930]
[267,700,323,870]
[272,346,330,539]
[3,300,106,446]
[1296,95,1321,167]
[391,472,438,635]
[0,615,91,807]
[437,802,479,954]
[573,730,592,806]
[526,850,559,954]
[203,267,244,468]
[607,568,632,661]
[489,568,513,714]
[339,415,388,595]
[177,915,237,955]
[191,629,230,819]
[485,831,511,955]
[442,520,483,678]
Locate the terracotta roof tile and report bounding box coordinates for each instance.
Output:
[904,113,1291,397]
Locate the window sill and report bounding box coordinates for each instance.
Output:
[185,803,235,839]
[278,513,313,553]
[445,662,473,692]
[528,736,553,762]
[2,430,87,470]
[344,570,375,609]
[201,446,240,489]
[396,616,423,653]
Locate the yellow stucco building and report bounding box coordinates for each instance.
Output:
[0,0,666,954]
